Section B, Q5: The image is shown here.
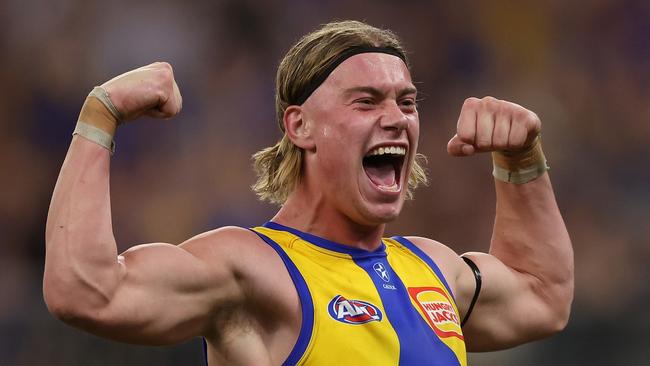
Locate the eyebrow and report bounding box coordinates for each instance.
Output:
[342,86,418,99]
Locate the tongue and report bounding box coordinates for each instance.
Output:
[365,163,396,187]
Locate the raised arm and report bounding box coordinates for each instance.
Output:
[43,63,247,345]
[445,97,574,351]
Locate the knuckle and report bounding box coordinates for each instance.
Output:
[482,95,498,104]
[512,108,528,123]
[162,68,174,81]
[155,70,174,91]
[463,97,480,109]
[480,96,502,113]
[156,61,173,71]
[516,110,539,130]
[528,111,541,127]
[155,62,173,78]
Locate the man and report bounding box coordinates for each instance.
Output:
[44,21,573,365]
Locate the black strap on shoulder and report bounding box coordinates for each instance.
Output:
[202,337,209,366]
[461,256,482,327]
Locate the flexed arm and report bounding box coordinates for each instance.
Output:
[447,97,574,350]
[43,63,245,344]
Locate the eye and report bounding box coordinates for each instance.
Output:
[352,97,378,110]
[399,97,418,111]
[401,99,415,106]
[355,98,376,105]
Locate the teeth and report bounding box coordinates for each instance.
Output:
[367,146,406,157]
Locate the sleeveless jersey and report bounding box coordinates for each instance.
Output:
[251,222,466,366]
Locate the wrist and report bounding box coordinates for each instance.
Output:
[78,96,118,136]
[492,135,549,184]
[73,87,122,155]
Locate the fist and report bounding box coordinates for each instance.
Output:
[101,62,182,122]
[447,96,541,157]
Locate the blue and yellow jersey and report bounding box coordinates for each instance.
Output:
[251,222,466,366]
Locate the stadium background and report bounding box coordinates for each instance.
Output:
[0,0,648,364]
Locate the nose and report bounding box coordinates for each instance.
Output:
[379,100,409,132]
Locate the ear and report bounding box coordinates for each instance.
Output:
[283,105,316,151]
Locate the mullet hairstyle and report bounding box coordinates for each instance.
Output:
[252,20,428,205]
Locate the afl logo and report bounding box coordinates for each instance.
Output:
[328,295,383,324]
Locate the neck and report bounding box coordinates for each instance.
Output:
[272,184,385,251]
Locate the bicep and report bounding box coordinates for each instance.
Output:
[86,233,244,345]
[405,237,564,351]
[458,252,560,351]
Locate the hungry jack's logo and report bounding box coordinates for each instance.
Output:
[328,295,383,324]
[408,287,464,340]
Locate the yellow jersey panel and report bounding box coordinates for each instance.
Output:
[251,222,466,366]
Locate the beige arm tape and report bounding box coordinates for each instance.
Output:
[73,86,122,155]
[88,86,124,121]
[73,122,115,154]
[492,135,549,184]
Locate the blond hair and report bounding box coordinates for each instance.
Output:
[252,20,428,205]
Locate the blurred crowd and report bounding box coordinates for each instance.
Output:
[0,0,648,364]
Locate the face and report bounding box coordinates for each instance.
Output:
[300,53,419,226]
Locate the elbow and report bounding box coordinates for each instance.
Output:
[44,290,110,330]
[545,305,571,336]
[43,284,84,325]
[536,255,575,336]
[43,277,82,324]
[520,299,572,344]
[43,275,108,327]
[539,281,574,337]
[554,289,574,334]
[553,269,575,333]
[44,295,83,325]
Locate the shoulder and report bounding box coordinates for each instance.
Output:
[399,236,465,295]
[180,226,268,253]
[400,236,462,270]
[399,236,460,262]
[178,226,282,275]
[181,224,299,305]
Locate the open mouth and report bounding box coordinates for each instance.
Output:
[362,146,406,192]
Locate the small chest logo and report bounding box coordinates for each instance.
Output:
[372,262,390,282]
[328,295,383,324]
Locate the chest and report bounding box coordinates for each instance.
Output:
[282,241,467,365]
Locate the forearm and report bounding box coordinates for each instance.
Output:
[44,136,120,315]
[490,174,574,315]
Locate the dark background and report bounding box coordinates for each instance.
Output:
[1,0,648,364]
